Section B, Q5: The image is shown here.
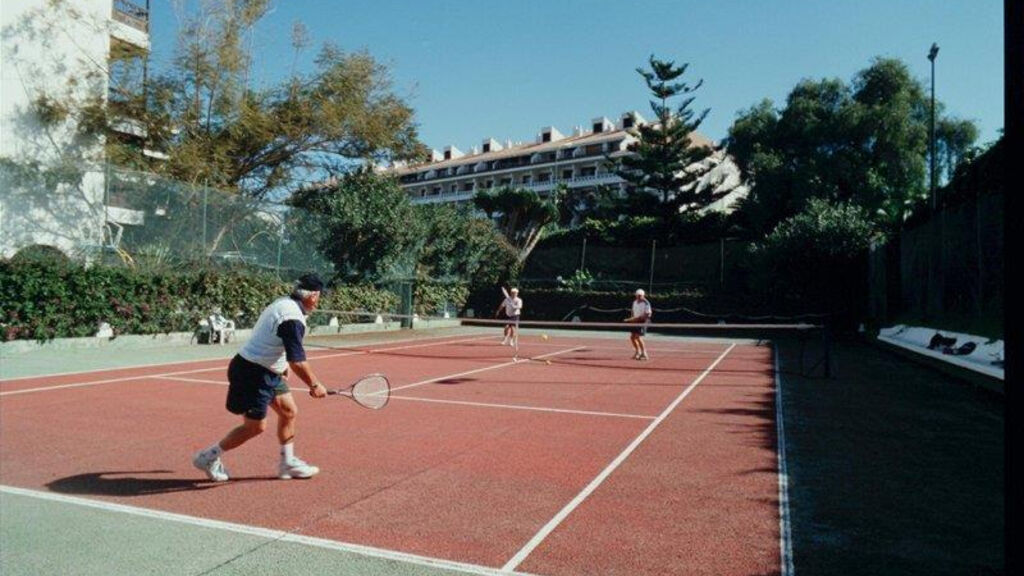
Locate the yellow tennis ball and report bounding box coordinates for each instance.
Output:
[545,360,552,365]
[541,334,549,341]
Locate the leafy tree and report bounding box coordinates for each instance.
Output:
[615,55,719,215]
[19,0,427,257]
[750,198,876,320]
[935,118,981,183]
[473,187,560,265]
[289,169,421,281]
[414,203,519,285]
[727,58,979,236]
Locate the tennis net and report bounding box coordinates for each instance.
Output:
[305,310,833,379]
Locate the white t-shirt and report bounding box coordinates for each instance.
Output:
[504,297,523,318]
[239,297,307,374]
[632,299,652,322]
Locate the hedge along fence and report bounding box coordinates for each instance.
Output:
[414,282,469,316]
[0,259,398,341]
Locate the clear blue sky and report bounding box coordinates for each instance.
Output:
[150,1,1004,152]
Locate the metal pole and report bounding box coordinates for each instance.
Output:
[926,43,939,315]
[202,181,208,255]
[720,237,725,287]
[276,218,284,278]
[648,239,656,293]
[580,236,587,271]
[928,43,939,210]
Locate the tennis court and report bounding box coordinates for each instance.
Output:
[1,322,800,575]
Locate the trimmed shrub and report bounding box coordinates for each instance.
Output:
[0,260,396,341]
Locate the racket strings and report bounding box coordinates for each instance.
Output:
[351,375,390,409]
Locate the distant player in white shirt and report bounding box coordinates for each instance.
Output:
[495,287,523,346]
[625,288,652,360]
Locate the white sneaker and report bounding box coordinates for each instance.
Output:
[639,353,650,361]
[193,450,229,482]
[279,457,320,479]
[502,338,510,346]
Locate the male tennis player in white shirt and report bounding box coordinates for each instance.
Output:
[625,288,653,360]
[495,288,523,346]
[192,274,328,482]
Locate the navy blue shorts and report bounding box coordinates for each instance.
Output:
[226,355,290,420]
[630,324,648,336]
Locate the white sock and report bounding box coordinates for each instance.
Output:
[281,442,295,463]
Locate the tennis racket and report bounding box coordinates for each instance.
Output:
[501,286,510,299]
[327,373,391,409]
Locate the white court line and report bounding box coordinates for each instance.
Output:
[515,342,735,355]
[387,395,657,420]
[0,335,497,397]
[389,346,587,394]
[774,346,795,576]
[155,347,651,421]
[154,376,227,386]
[0,366,232,397]
[0,331,493,383]
[0,485,538,576]
[501,343,736,572]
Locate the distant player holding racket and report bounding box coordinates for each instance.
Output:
[625,288,652,361]
[193,273,329,482]
[494,287,523,346]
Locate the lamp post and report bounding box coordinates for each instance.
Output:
[928,42,939,210]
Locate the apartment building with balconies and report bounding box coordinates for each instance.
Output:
[0,0,155,258]
[383,110,749,216]
[387,112,673,206]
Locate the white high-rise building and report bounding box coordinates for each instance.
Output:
[1,0,153,258]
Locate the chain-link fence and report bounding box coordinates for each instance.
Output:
[521,238,750,294]
[868,191,1003,334]
[1,161,333,279]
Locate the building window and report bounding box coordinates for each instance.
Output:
[522,175,531,184]
[537,173,551,182]
[483,143,491,152]
[461,182,473,192]
[500,178,512,186]
[542,132,551,142]
[580,167,596,177]
[419,189,426,197]
[450,184,457,193]
[431,187,441,195]
[593,122,603,133]
[623,116,634,129]
[485,180,493,189]
[562,169,574,180]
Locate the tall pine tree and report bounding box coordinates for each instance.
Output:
[616,56,720,215]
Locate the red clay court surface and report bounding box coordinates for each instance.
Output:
[0,331,788,575]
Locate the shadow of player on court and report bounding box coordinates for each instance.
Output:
[46,470,272,496]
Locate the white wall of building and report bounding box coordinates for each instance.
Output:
[1,0,113,258]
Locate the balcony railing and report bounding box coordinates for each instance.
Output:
[112,0,149,33]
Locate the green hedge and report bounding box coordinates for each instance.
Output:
[0,259,396,341]
[414,282,469,315]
